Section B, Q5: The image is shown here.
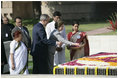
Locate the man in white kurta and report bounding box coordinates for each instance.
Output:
[46,11,66,66]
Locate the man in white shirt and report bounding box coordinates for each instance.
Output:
[46,11,66,66]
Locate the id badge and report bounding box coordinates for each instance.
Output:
[6,33,8,37]
[77,35,81,39]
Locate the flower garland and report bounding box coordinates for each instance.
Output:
[61,53,117,67]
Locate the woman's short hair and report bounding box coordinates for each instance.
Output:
[55,20,64,29]
[13,31,22,39]
[72,21,79,26]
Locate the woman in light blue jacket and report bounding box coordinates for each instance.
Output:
[48,20,79,74]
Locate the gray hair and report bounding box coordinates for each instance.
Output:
[40,14,49,21]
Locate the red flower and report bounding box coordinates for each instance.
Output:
[108,20,115,31]
[115,20,117,29]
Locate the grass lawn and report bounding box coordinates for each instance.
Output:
[28,61,33,74]
[22,20,116,74]
[27,22,111,35]
[65,22,110,33]
[27,22,111,39]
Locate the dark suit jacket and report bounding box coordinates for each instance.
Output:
[11,26,31,49]
[1,23,14,42]
[31,23,56,56]
[30,22,56,74]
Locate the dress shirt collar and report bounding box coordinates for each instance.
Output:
[18,26,22,29]
[52,20,56,24]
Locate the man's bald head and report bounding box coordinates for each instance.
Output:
[2,17,9,24]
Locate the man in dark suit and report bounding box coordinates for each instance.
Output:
[30,14,62,74]
[1,17,14,42]
[11,17,31,50]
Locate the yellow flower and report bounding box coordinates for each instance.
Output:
[108,62,117,66]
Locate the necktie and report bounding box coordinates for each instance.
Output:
[21,27,29,38]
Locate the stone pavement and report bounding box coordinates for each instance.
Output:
[86,27,113,35]
[1,74,117,78]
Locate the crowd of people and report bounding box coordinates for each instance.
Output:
[1,11,89,75]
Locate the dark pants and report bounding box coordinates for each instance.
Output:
[1,65,4,74]
[47,53,54,74]
[32,55,49,74]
